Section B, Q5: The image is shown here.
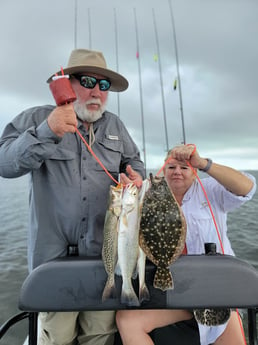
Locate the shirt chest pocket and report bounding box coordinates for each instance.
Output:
[94,137,123,173]
[49,148,77,161]
[187,206,220,245]
[188,206,212,223]
[187,207,213,233]
[44,148,78,186]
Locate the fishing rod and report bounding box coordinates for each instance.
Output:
[74,0,78,49]
[168,0,186,145]
[74,2,92,50]
[152,8,169,152]
[134,7,147,175]
[152,8,169,153]
[113,8,121,118]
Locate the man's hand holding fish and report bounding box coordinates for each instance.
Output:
[120,165,143,187]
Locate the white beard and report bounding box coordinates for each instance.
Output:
[74,99,106,123]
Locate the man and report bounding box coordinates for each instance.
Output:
[0,49,145,345]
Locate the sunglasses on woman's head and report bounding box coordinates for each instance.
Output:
[73,75,111,91]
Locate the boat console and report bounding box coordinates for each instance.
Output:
[19,254,258,311]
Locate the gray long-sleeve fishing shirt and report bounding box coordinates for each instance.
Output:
[0,105,145,271]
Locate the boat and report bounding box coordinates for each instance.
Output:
[0,249,258,345]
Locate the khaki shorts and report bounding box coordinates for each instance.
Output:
[38,311,116,345]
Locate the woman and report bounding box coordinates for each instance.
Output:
[117,144,256,345]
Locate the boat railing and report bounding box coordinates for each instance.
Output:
[0,254,258,345]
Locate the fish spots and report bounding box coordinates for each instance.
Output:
[139,174,186,291]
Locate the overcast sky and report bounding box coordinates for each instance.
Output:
[0,0,257,171]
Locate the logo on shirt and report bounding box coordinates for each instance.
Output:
[108,135,119,140]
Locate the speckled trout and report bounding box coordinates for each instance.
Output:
[102,184,123,301]
[116,183,140,306]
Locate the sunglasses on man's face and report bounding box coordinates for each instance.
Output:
[73,75,111,91]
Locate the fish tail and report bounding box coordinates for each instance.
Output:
[102,275,116,301]
[153,267,174,291]
[193,308,231,326]
[121,281,140,307]
[139,283,150,303]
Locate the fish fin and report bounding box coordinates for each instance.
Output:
[102,275,117,301]
[193,308,231,326]
[139,283,150,303]
[138,179,150,205]
[114,207,122,218]
[139,234,157,265]
[122,213,128,227]
[153,267,174,291]
[121,284,140,307]
[115,261,121,276]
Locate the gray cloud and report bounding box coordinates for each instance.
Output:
[0,0,257,170]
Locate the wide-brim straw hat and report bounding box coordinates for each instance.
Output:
[47,49,128,92]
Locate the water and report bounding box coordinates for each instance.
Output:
[0,172,257,345]
[0,176,29,345]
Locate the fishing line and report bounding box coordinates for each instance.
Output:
[186,162,225,255]
[75,128,120,186]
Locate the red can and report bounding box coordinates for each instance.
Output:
[49,76,77,106]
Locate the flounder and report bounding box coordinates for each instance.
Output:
[139,174,186,291]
